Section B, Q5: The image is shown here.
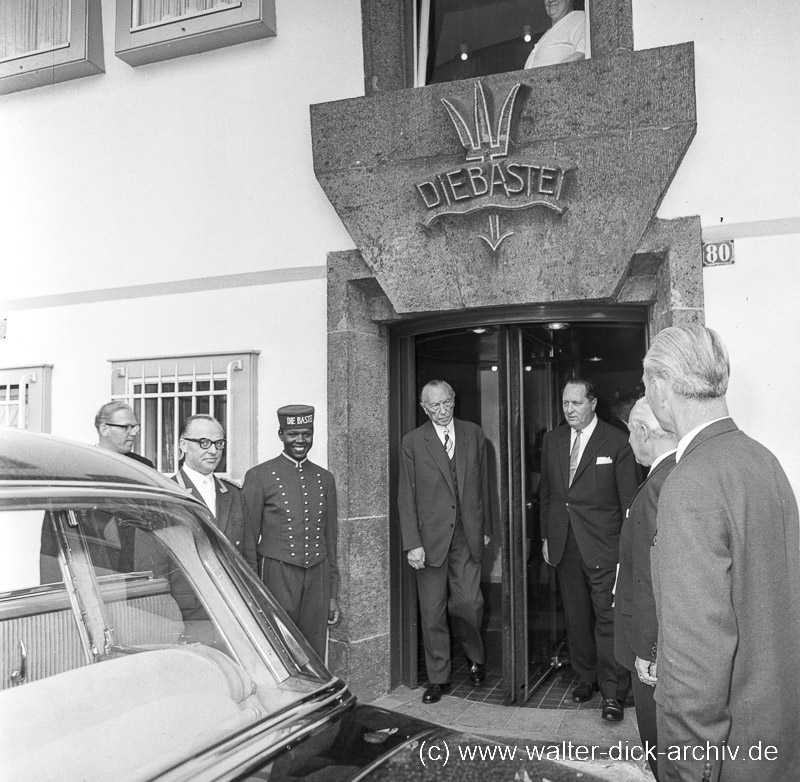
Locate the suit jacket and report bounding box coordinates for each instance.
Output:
[540,418,639,568]
[398,418,492,568]
[653,419,800,782]
[613,451,676,671]
[173,468,257,571]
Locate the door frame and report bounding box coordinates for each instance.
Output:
[388,305,649,693]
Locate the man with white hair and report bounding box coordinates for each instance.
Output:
[643,324,800,782]
[614,397,677,780]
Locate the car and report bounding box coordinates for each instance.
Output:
[0,428,610,782]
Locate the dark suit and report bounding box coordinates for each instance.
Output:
[173,468,257,571]
[398,418,492,684]
[653,419,800,782]
[540,417,639,698]
[615,450,676,779]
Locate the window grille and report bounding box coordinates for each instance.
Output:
[110,352,257,480]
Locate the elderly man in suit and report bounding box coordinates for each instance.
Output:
[540,379,639,721]
[614,398,677,780]
[644,325,800,782]
[398,380,492,704]
[173,414,257,571]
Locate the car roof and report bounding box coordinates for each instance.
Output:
[0,428,181,491]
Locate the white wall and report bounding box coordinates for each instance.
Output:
[0,279,330,467]
[0,0,363,470]
[703,234,800,495]
[634,0,800,492]
[633,0,800,224]
[0,0,361,299]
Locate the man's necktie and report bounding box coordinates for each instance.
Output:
[568,429,581,486]
[444,429,453,460]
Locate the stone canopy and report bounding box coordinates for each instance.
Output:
[311,43,696,314]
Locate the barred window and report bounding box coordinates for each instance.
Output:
[109,352,258,480]
[0,366,53,432]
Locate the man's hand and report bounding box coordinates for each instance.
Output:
[542,539,551,565]
[328,598,342,626]
[407,547,426,570]
[635,655,657,686]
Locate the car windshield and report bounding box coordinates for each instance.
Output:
[0,490,333,781]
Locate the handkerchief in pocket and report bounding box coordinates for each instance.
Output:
[596,456,613,465]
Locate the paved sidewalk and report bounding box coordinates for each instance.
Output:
[370,685,655,781]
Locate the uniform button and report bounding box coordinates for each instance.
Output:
[291,553,296,557]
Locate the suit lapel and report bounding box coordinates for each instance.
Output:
[424,421,455,495]
[177,469,205,505]
[453,419,467,497]
[571,419,605,486]
[214,476,231,532]
[558,426,571,491]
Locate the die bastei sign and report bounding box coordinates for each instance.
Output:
[414,81,575,252]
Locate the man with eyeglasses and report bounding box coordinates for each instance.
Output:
[243,405,341,659]
[398,380,493,704]
[95,401,154,467]
[173,414,257,571]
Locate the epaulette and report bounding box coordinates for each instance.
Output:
[220,476,243,489]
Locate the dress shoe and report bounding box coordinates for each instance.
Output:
[601,697,624,722]
[467,660,485,686]
[571,681,598,703]
[422,683,449,704]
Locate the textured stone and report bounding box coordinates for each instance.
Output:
[312,45,697,314]
[328,631,391,701]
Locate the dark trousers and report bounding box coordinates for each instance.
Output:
[415,521,484,684]
[556,526,629,699]
[632,674,659,779]
[261,557,330,659]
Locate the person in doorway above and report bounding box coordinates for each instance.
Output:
[525,0,586,69]
[172,414,257,571]
[398,380,493,704]
[614,398,677,781]
[644,325,800,782]
[95,400,154,467]
[540,379,638,722]
[243,405,341,660]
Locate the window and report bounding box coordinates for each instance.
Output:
[109,351,257,480]
[0,0,104,95]
[415,0,587,86]
[0,366,52,431]
[115,0,276,66]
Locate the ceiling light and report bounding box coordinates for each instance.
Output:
[522,25,532,43]
[545,322,570,330]
[586,356,604,362]
[471,326,489,334]
[459,44,469,61]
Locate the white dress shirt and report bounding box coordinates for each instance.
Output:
[183,464,217,518]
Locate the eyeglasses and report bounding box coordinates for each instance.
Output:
[423,399,455,413]
[104,423,140,434]
[182,437,227,450]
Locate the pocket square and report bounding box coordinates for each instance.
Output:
[596,456,613,465]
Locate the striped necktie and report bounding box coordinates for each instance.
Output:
[568,429,582,486]
[444,429,453,460]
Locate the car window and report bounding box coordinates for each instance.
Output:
[0,493,333,781]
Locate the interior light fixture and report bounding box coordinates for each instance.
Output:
[470,326,492,334]
[545,322,570,330]
[459,44,469,61]
[522,25,532,43]
[586,356,604,362]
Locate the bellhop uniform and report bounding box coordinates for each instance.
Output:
[243,431,339,659]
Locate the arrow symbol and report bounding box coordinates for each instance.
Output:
[477,214,514,252]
